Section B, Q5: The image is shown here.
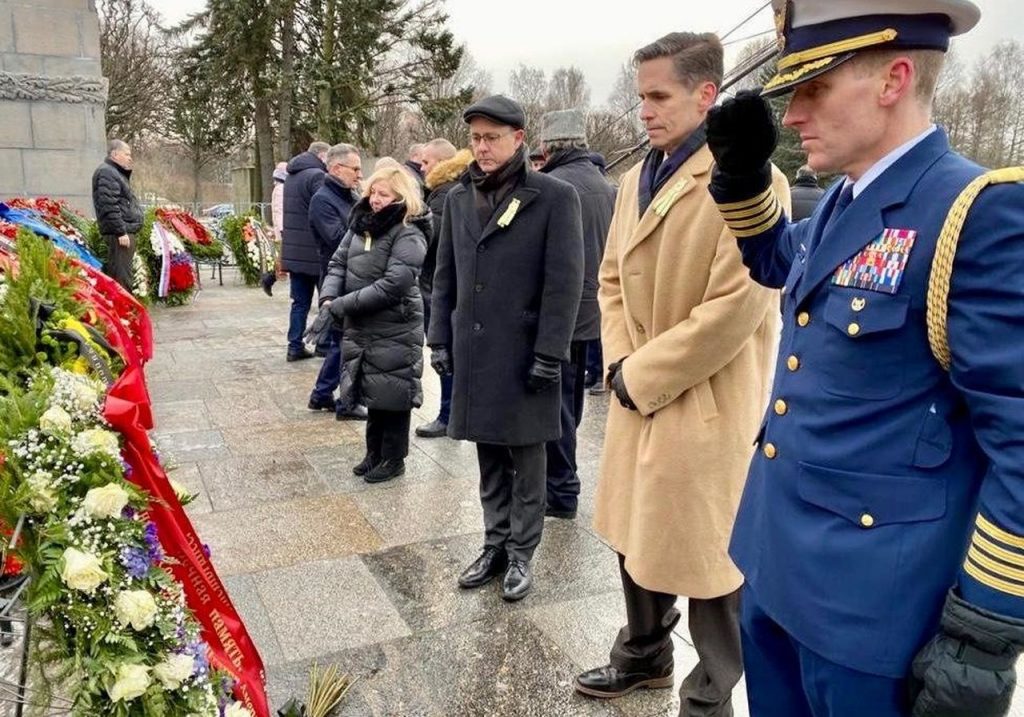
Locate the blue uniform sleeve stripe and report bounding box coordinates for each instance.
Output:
[721,191,777,221]
[977,513,1024,549]
[964,557,1024,598]
[973,532,1024,567]
[968,544,1024,582]
[730,205,786,239]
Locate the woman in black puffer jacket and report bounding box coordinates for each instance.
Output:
[318,166,431,483]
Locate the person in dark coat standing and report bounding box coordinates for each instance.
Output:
[539,108,616,520]
[319,165,430,484]
[428,95,584,601]
[91,139,143,290]
[282,141,330,361]
[307,143,367,421]
[789,165,825,221]
[415,141,474,439]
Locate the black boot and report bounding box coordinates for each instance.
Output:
[353,454,379,476]
[364,458,405,484]
[260,271,276,297]
[574,664,674,699]
[457,546,507,589]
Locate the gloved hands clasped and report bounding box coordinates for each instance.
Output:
[706,89,779,201]
[303,303,336,348]
[909,590,1024,717]
[607,359,637,411]
[526,354,561,393]
[430,346,453,376]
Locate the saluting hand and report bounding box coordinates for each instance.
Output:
[706,89,779,176]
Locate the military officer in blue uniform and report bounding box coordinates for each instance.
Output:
[705,1,1024,715]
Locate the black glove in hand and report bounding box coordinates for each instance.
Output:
[607,360,637,411]
[910,590,1024,717]
[526,354,561,393]
[430,346,453,376]
[303,305,334,348]
[706,89,778,176]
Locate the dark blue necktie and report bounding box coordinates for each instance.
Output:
[823,183,854,235]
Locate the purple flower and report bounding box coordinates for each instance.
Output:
[121,506,136,520]
[202,543,211,558]
[189,640,210,677]
[120,546,150,580]
[144,522,164,563]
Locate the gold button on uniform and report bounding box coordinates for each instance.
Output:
[797,312,810,327]
[851,297,867,312]
[763,443,777,459]
[787,355,800,372]
[848,323,861,336]
[774,399,788,416]
[860,513,875,528]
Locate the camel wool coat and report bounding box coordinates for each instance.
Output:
[592,145,791,598]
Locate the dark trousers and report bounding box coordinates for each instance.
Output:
[611,555,742,717]
[310,328,352,408]
[287,271,319,353]
[103,234,136,290]
[423,300,453,424]
[365,409,411,461]
[545,341,586,512]
[741,584,908,717]
[477,442,546,562]
[585,338,604,385]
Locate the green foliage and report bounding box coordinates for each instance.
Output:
[221,216,260,286]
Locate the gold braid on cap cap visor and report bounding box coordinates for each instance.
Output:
[777,29,899,70]
[763,57,838,92]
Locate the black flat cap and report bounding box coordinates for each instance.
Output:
[462,95,526,129]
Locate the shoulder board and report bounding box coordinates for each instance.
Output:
[927,167,1024,371]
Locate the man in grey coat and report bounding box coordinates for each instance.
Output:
[428,95,584,601]
[539,109,617,521]
[91,140,143,290]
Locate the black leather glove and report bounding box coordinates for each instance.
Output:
[910,590,1024,717]
[430,346,453,376]
[707,89,778,202]
[607,359,637,411]
[327,297,346,323]
[526,354,561,393]
[303,304,334,347]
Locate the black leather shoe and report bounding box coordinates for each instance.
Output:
[260,271,276,297]
[314,345,330,358]
[364,458,404,483]
[458,546,508,589]
[287,347,314,362]
[415,419,448,438]
[545,506,577,520]
[353,454,379,476]
[308,395,335,411]
[587,384,608,396]
[501,559,533,602]
[574,664,674,699]
[336,404,368,421]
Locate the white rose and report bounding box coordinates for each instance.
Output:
[107,663,150,702]
[39,406,73,435]
[71,380,100,412]
[113,589,158,631]
[72,427,121,459]
[60,547,108,593]
[153,653,194,690]
[82,483,129,519]
[26,471,57,513]
[224,702,254,717]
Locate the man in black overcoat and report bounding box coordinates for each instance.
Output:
[428,95,584,601]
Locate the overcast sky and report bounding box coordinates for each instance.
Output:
[150,0,1022,105]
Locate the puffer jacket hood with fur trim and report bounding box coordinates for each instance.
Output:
[425,149,474,191]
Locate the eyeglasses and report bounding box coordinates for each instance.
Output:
[337,164,362,173]
[469,132,513,146]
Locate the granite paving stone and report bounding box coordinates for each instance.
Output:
[304,443,455,495]
[222,575,288,668]
[189,494,382,576]
[152,428,230,464]
[196,451,328,511]
[164,462,213,516]
[253,557,412,662]
[150,399,212,435]
[203,394,288,430]
[220,417,361,455]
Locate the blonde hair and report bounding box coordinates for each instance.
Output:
[363,166,425,222]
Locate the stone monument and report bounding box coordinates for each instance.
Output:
[0,0,107,214]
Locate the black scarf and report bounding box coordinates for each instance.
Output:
[349,199,407,239]
[638,124,707,218]
[540,148,590,174]
[469,144,527,229]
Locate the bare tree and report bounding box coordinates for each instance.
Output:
[547,66,591,111]
[98,0,172,142]
[508,64,548,144]
[416,47,493,146]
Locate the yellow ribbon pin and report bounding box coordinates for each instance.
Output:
[497,198,522,228]
[653,180,688,217]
